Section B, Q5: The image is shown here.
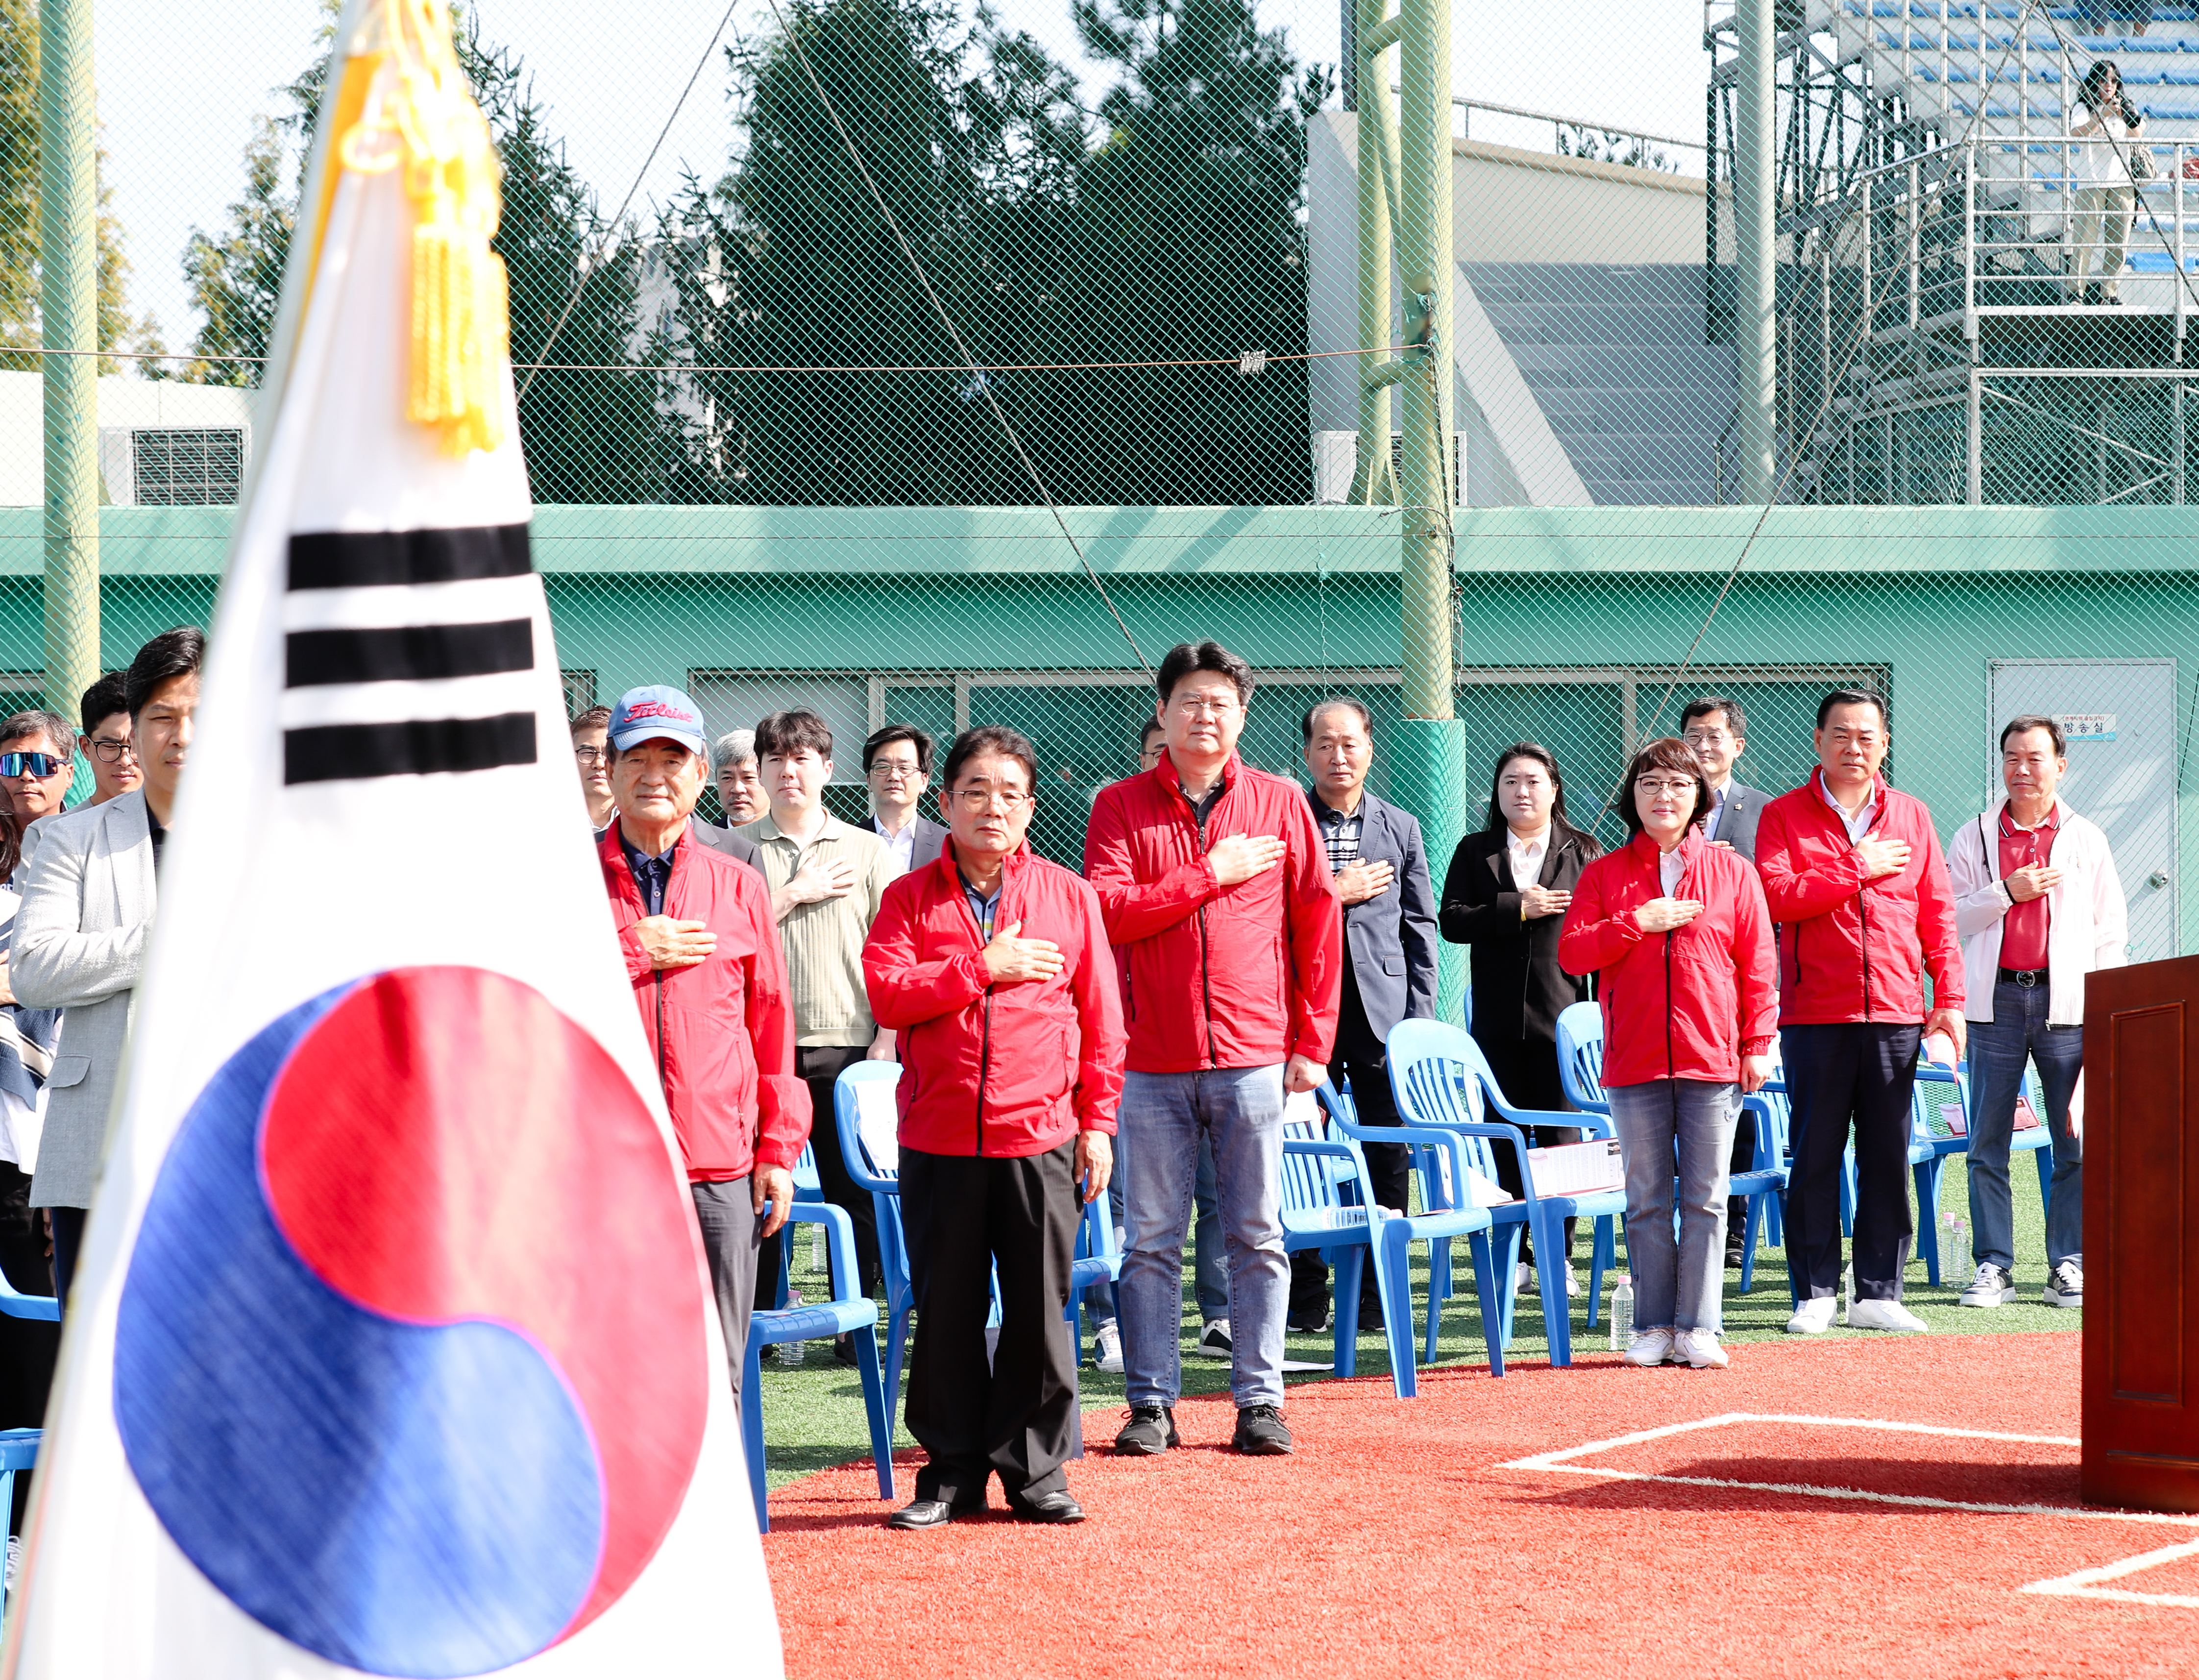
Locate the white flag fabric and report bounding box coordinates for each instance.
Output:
[4,3,782,1674]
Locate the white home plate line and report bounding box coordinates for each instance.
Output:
[1494,1412,2199,1533]
[2020,1537,2199,1609]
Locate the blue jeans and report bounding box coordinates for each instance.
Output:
[1968,979,2085,1272]
[1607,1079,1740,1334]
[1084,1135,1223,1326]
[1119,1067,1288,1409]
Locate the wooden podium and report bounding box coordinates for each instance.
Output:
[2084,953,2199,1511]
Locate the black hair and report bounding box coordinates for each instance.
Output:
[1138,716,1166,749]
[2080,58,2124,113]
[1680,695,1748,741]
[1816,688,1888,730]
[1301,695,1373,744]
[2001,714,2067,755]
[1618,739,1714,838]
[863,723,935,775]
[125,627,206,721]
[0,709,75,757]
[568,705,612,737]
[1484,741,1597,852]
[754,708,834,761]
[1155,640,1254,707]
[942,725,1037,793]
[80,671,130,735]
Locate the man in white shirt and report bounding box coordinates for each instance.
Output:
[1948,715,2125,1312]
[862,724,947,876]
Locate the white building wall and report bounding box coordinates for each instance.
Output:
[0,373,252,506]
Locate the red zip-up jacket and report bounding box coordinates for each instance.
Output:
[1558,829,1778,1087]
[1083,752,1341,1074]
[863,841,1124,1157]
[599,823,810,1180]
[1754,769,1965,1026]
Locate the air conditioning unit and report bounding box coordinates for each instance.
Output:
[98,426,248,507]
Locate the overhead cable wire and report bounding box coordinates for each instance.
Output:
[750,0,1152,675]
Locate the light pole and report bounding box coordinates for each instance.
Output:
[40,0,101,723]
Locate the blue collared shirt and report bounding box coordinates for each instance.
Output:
[619,824,681,915]
[960,871,1002,941]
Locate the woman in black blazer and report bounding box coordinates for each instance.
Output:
[1440,743,1602,1283]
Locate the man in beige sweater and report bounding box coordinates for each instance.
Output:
[739,708,893,1337]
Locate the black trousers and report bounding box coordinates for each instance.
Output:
[1474,1030,1578,1260]
[0,1167,55,1448]
[901,1139,1079,1505]
[1291,977,1408,1315]
[1783,1022,1922,1300]
[47,1205,84,1309]
[691,1178,761,1437]
[796,1044,880,1299]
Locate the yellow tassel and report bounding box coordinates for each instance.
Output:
[339,0,509,457]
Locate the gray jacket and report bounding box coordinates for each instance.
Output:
[1312,789,1439,1042]
[17,790,156,1209]
[1709,779,1771,862]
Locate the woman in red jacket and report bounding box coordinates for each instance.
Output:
[1559,739,1776,1371]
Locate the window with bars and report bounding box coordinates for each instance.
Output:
[131,429,245,506]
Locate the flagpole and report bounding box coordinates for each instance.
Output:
[39,0,100,719]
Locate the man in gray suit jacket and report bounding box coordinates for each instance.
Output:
[862,723,948,875]
[19,626,201,1305]
[1290,699,1439,1333]
[1682,696,1771,862]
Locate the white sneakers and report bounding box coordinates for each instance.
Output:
[1094,1321,1124,1373]
[1624,1327,1675,1367]
[1959,1263,2017,1309]
[1674,1328,1729,1368]
[2045,1261,2084,1309]
[1848,1297,1930,1333]
[1786,1296,1837,1334]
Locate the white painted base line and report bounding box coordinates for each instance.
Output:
[1498,1411,2199,1608]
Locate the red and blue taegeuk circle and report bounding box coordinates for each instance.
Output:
[113,966,709,1679]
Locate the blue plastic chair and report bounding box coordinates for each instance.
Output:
[834,1061,917,1407]
[770,1143,827,1309]
[1278,1108,1388,1380]
[1315,1081,1506,1388]
[1385,1020,1624,1367]
[741,1200,893,1533]
[0,1268,57,1323]
[1554,1001,1789,1295]
[1910,1058,2056,1260]
[1066,1182,1122,1365]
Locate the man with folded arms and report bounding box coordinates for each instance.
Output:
[1757,689,1964,1335]
[865,726,1122,1527]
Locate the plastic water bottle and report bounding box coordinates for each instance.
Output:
[777,1289,806,1366]
[810,1223,826,1277]
[1608,1274,1634,1350]
[1943,1212,1969,1266]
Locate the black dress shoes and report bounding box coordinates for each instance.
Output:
[1010,1490,1085,1524]
[885,1494,984,1530]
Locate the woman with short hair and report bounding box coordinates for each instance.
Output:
[1558,738,1776,1369]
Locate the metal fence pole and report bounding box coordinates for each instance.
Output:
[1393,0,1466,1021]
[1735,0,1777,502]
[1351,0,1401,506]
[40,0,100,718]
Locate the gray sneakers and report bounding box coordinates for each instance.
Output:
[1958,1263,2017,1309]
[2045,1261,2084,1309]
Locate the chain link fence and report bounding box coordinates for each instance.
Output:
[0,0,2194,963]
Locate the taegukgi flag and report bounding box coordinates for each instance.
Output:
[3,1,781,1674]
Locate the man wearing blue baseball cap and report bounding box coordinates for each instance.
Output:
[595,686,810,1427]
[589,686,760,873]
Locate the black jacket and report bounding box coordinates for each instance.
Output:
[1439,827,1598,1041]
[1309,789,1439,1042]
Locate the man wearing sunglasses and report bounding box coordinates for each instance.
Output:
[78,672,140,809]
[0,712,78,883]
[18,627,201,1308]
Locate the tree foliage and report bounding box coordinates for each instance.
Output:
[0,0,165,374]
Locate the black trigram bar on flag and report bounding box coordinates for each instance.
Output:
[282,525,541,784]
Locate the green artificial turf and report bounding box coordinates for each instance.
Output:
[752,1151,2075,1489]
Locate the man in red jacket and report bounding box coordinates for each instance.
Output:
[864,726,1123,1528]
[1084,641,1341,1459]
[1757,690,1965,1335]
[595,686,809,1430]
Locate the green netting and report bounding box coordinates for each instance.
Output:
[0,0,2194,965]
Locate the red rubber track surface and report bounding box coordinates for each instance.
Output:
[767,1333,2199,1679]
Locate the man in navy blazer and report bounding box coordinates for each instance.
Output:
[1290,698,1439,1333]
[1681,696,1771,863]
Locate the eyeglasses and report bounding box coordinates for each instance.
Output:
[573,746,608,767]
[1173,697,1238,718]
[1636,778,1699,797]
[0,753,63,779]
[87,736,137,764]
[951,787,1032,811]
[869,762,924,781]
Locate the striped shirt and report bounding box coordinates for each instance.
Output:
[1313,796,1364,875]
[737,811,892,1047]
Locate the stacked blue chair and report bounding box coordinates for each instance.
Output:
[1908,1056,2056,1263]
[1554,1001,1790,1295]
[770,1142,827,1308]
[1067,1185,1122,1366]
[1314,1081,1505,1388]
[740,1198,894,1533]
[834,1060,917,1406]
[1385,1019,1625,1367]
